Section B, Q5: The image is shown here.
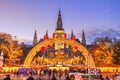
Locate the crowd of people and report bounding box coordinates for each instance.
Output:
[2,68,120,80]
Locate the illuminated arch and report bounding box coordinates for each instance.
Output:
[23,38,95,67]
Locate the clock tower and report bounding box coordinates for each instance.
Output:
[55,9,65,39]
[54,9,65,50]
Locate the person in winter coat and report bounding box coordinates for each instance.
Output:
[65,74,71,80]
[27,73,34,80]
[3,74,11,80]
[51,74,57,80]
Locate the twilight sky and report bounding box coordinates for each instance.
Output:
[0,0,120,44]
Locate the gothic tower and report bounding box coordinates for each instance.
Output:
[54,9,65,49]
[82,30,86,47]
[55,9,64,39]
[33,30,37,46]
[56,9,64,30]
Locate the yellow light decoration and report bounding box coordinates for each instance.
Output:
[24,38,95,68]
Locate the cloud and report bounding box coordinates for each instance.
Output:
[77,27,120,44]
[18,39,32,45]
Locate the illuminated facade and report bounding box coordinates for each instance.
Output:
[1,10,120,73]
[24,10,96,69]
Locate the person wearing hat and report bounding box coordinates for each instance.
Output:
[3,74,11,80]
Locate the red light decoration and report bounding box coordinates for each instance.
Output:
[40,46,46,52]
[74,46,78,49]
[50,45,53,48]
[53,33,55,38]
[64,33,67,38]
[72,36,76,40]
[44,35,47,40]
[72,46,78,52]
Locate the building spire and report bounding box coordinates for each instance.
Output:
[56,9,64,30]
[33,30,37,46]
[82,30,86,47]
[46,30,48,39]
[71,30,74,39]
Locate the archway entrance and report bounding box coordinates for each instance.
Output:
[23,38,95,68]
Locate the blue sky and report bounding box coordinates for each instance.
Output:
[0,0,120,44]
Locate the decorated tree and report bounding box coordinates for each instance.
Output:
[90,36,114,66]
[0,33,23,65]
